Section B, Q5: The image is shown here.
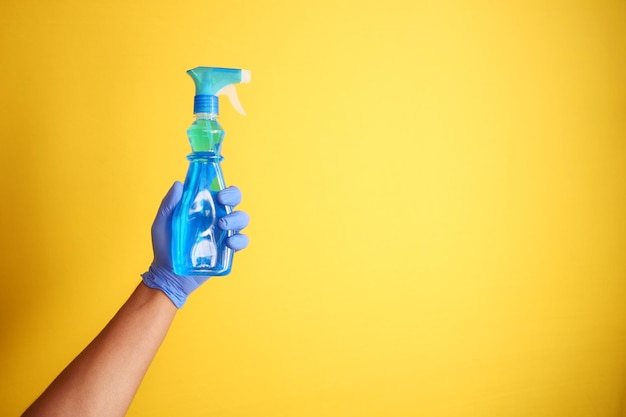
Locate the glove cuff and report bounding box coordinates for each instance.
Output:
[141,264,190,309]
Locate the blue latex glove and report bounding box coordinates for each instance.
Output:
[142,181,249,308]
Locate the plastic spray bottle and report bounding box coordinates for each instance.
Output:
[171,66,250,276]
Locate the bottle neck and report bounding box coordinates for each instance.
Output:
[187,152,223,162]
[194,112,219,120]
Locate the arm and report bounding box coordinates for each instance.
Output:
[22,283,177,417]
[22,181,249,417]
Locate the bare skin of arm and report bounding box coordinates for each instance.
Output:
[21,182,249,417]
[22,282,177,417]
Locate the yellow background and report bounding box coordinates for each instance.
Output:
[1,0,625,415]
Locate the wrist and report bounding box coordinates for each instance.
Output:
[137,281,179,311]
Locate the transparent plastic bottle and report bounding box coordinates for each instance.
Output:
[171,67,250,276]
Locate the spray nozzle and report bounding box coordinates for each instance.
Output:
[187,66,251,116]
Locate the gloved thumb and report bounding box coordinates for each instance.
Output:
[153,182,182,227]
[151,181,183,263]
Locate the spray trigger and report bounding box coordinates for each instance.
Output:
[217,84,246,116]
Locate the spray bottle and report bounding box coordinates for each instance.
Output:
[171,66,250,276]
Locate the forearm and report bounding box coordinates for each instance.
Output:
[22,182,249,417]
[22,282,177,417]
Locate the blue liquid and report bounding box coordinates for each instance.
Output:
[171,152,233,276]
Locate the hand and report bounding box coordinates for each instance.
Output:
[141,181,249,308]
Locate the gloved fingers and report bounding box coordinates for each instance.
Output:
[218,211,250,231]
[217,186,242,207]
[225,234,249,251]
